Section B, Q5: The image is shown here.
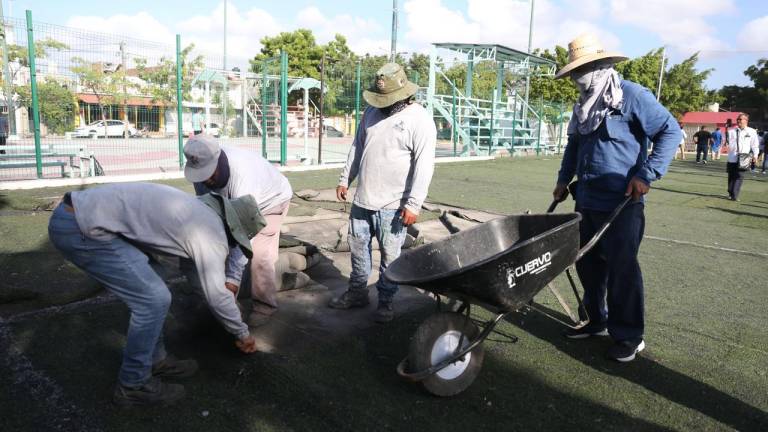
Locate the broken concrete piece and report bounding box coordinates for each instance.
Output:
[294,189,320,199]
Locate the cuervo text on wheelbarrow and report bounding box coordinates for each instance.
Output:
[506,251,552,288]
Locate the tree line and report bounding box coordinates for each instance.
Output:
[2,28,766,135]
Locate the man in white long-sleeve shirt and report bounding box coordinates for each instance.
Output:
[184,135,293,328]
[48,183,265,406]
[725,113,760,201]
[329,62,436,323]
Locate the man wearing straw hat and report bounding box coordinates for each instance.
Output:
[552,34,680,362]
[329,62,436,323]
[48,182,265,406]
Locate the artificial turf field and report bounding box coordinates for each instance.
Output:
[0,156,766,431]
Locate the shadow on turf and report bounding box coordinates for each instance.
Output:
[653,185,728,200]
[508,304,768,431]
[707,206,768,219]
[3,244,674,432]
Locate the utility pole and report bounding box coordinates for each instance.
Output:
[0,1,15,136]
[656,47,666,101]
[223,0,228,136]
[390,0,398,62]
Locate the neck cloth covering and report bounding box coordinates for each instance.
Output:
[568,63,624,135]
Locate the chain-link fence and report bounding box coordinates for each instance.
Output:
[0,13,182,180]
[1,11,564,182]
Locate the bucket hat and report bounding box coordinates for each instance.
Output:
[198,192,266,259]
[363,63,419,108]
[555,33,628,79]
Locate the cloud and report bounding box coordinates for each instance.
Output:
[402,0,621,55]
[737,15,768,51]
[66,12,175,44]
[609,0,733,53]
[295,6,389,55]
[176,2,283,70]
[63,12,176,73]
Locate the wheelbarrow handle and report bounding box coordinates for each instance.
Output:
[546,191,569,213]
[547,181,577,213]
[575,196,633,261]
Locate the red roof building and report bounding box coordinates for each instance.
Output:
[678,112,742,149]
[679,112,742,127]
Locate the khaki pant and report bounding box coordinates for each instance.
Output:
[249,199,290,316]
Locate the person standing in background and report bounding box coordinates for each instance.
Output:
[0,114,8,155]
[710,126,723,161]
[676,122,687,160]
[693,126,712,164]
[725,113,759,201]
[192,109,204,136]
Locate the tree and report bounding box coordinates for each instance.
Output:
[133,43,205,105]
[250,29,323,78]
[529,46,579,106]
[657,53,715,117]
[0,38,69,133]
[721,58,768,122]
[15,79,76,135]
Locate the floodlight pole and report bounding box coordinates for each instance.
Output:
[524,0,535,121]
[390,0,398,62]
[656,47,665,101]
[223,0,228,136]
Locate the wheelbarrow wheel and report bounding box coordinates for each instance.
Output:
[409,312,484,397]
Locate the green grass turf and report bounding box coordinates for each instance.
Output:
[1,157,766,430]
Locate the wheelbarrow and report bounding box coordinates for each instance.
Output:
[383,195,631,396]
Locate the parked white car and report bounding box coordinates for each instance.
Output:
[181,121,221,138]
[73,120,137,138]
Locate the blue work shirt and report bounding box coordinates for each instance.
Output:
[557,80,681,211]
[711,129,722,148]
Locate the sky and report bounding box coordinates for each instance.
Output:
[5,0,768,89]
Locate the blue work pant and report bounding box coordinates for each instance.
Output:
[575,202,646,342]
[347,205,407,303]
[48,204,169,387]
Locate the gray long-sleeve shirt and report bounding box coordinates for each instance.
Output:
[339,104,436,214]
[71,182,249,340]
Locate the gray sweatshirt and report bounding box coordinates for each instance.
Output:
[206,145,293,211]
[193,145,294,286]
[339,104,436,213]
[71,183,249,340]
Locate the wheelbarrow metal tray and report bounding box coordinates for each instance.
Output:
[385,213,581,312]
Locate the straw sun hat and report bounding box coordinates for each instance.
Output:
[555,33,628,79]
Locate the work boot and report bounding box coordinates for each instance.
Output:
[328,289,370,309]
[373,301,394,323]
[152,356,199,379]
[113,377,185,407]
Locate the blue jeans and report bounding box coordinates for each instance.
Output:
[347,205,407,303]
[575,202,646,343]
[48,204,169,387]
